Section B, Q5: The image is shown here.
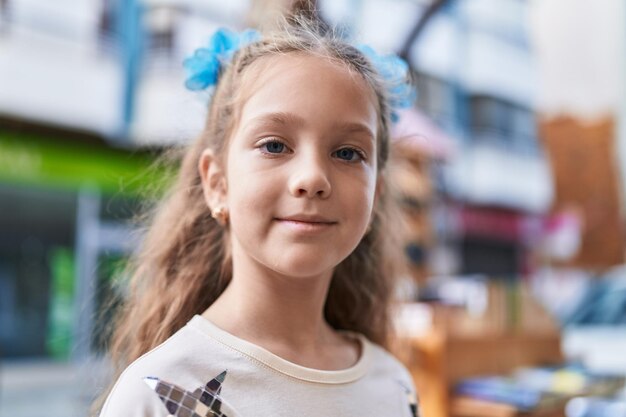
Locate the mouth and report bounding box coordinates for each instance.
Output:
[278,215,337,223]
[275,216,338,233]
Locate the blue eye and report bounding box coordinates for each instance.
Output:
[334,147,363,162]
[262,141,285,154]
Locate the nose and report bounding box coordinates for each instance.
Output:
[287,151,332,199]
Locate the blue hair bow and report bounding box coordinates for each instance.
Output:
[183,28,260,91]
[356,45,417,123]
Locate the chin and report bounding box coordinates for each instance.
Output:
[267,251,340,279]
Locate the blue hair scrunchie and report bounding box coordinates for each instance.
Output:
[183,28,261,91]
[356,45,417,123]
[183,28,416,122]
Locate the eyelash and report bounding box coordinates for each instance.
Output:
[257,138,367,163]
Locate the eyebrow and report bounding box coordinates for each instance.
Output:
[248,111,304,127]
[246,111,376,142]
[335,121,376,142]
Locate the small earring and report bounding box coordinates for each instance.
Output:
[211,206,229,226]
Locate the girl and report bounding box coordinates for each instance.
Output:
[94,19,419,417]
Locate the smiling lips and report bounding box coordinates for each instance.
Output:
[275,215,337,233]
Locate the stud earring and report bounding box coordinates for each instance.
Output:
[211,206,229,226]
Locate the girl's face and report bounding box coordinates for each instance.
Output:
[207,53,380,279]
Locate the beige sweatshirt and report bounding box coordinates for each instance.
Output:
[98,315,419,417]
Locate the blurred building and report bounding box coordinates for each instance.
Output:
[417,0,550,278]
[0,0,166,361]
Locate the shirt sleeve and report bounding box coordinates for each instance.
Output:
[98,369,169,417]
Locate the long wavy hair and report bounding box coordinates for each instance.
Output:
[92,18,408,416]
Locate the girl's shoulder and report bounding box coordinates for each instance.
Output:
[373,343,417,396]
[98,316,241,417]
[335,331,420,417]
[343,330,414,385]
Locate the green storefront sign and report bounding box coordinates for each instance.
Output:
[0,130,171,195]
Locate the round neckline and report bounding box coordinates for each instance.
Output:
[188,314,372,384]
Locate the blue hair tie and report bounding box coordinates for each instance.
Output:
[355,45,417,123]
[183,27,260,91]
[183,28,416,122]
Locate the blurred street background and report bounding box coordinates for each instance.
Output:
[1,1,626,417]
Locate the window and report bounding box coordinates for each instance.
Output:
[97,0,117,53]
[0,0,8,34]
[469,95,538,154]
[145,6,180,58]
[414,71,459,131]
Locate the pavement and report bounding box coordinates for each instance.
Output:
[0,358,111,417]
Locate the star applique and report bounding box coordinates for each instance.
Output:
[144,371,229,417]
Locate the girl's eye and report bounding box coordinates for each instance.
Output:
[333,147,364,162]
[260,140,286,154]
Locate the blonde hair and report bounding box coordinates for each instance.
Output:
[92,18,407,416]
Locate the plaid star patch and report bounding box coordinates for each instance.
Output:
[144,371,229,417]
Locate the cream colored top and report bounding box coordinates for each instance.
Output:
[98,315,419,417]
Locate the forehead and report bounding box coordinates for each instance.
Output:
[234,52,379,134]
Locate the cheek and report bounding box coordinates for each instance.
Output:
[227,177,264,216]
[338,172,377,224]
[225,161,279,227]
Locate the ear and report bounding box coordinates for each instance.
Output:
[198,149,227,211]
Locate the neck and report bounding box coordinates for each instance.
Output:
[201,252,337,352]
